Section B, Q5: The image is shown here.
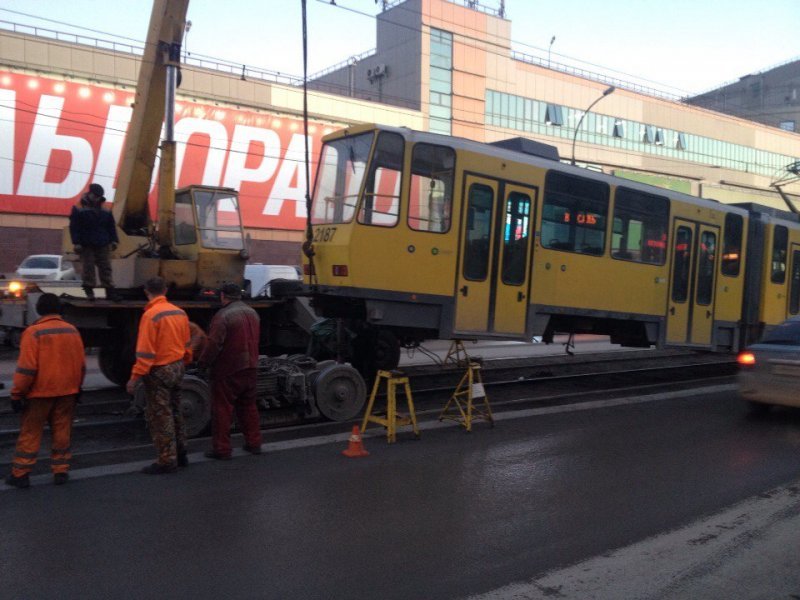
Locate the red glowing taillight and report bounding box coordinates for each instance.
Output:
[332,265,349,277]
[737,352,756,366]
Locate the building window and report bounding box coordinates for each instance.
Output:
[545,104,563,126]
[429,28,452,135]
[642,125,655,144]
[780,120,796,132]
[613,120,625,138]
[676,132,687,150]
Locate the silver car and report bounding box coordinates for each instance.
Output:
[738,317,800,413]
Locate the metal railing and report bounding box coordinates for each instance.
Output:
[511,49,684,102]
[307,48,376,81]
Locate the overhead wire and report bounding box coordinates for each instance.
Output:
[0,4,795,183]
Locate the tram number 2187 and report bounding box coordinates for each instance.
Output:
[313,227,337,242]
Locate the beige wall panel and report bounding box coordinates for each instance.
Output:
[92,52,116,79]
[212,75,230,99]
[69,48,95,74]
[114,56,138,84]
[23,39,48,68]
[1,35,26,63]
[454,42,486,77]
[47,45,72,71]
[190,71,215,96]
[453,71,484,101]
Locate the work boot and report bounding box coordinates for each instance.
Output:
[105,287,122,302]
[82,286,95,301]
[53,472,69,485]
[5,473,30,489]
[141,462,178,475]
[177,451,189,468]
[204,450,232,461]
[243,444,263,455]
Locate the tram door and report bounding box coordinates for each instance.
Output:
[455,176,499,332]
[666,219,719,345]
[493,185,536,334]
[454,176,535,336]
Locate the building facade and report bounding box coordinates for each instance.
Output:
[687,59,800,134]
[0,0,798,272]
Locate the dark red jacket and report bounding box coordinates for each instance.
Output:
[200,300,260,377]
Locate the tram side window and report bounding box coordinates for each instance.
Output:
[721,213,743,277]
[358,132,404,227]
[463,184,494,281]
[696,230,717,306]
[771,225,788,284]
[790,250,800,314]
[672,226,692,303]
[501,191,531,285]
[409,143,455,233]
[611,187,668,265]
[541,172,608,255]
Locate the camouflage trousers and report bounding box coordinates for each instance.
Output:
[143,360,186,466]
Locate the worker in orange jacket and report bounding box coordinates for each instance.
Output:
[126,276,192,474]
[5,293,85,489]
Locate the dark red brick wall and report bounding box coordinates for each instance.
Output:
[0,228,63,275]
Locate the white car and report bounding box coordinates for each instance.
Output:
[244,264,301,298]
[14,254,78,281]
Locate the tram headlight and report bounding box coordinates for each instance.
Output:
[737,351,756,367]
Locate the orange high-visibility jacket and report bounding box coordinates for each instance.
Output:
[131,296,191,381]
[11,315,85,400]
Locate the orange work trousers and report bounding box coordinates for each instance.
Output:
[12,395,76,477]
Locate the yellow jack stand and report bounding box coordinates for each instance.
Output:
[439,360,494,432]
[444,339,472,368]
[361,370,420,443]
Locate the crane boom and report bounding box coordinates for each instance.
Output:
[113,0,189,235]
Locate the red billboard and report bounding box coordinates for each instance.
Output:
[0,70,340,230]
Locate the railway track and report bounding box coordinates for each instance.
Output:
[0,349,737,468]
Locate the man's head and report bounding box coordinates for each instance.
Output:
[36,293,61,316]
[88,183,105,201]
[144,276,167,299]
[220,282,242,305]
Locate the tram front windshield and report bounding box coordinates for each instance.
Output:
[311,132,374,225]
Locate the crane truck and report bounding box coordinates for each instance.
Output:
[0,0,367,435]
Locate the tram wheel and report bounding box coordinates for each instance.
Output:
[352,327,401,375]
[313,363,366,422]
[98,345,133,387]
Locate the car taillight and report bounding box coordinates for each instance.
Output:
[737,351,756,366]
[332,265,348,277]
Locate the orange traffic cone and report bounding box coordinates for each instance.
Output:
[342,425,369,458]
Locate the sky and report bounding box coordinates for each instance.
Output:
[0,0,797,97]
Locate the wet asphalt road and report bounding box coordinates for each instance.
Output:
[3,386,800,599]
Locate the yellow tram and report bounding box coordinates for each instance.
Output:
[300,124,800,368]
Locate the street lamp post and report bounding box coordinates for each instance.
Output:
[570,85,615,166]
[183,20,192,63]
[547,36,555,68]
